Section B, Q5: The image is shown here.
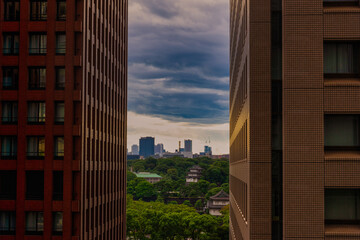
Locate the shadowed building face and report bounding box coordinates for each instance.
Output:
[0,0,128,238]
[230,0,360,239]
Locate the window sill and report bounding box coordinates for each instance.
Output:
[324,5,360,12]
[325,150,360,161]
[326,225,360,236]
[324,78,360,87]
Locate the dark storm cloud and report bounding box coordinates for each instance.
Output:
[128,0,229,124]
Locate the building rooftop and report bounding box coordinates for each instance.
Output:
[135,172,162,178]
[210,190,229,200]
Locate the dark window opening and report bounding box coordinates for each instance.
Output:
[325,115,360,150]
[53,171,63,200]
[4,0,20,21]
[26,136,45,159]
[28,67,46,89]
[325,189,360,225]
[324,42,359,77]
[0,136,17,159]
[0,212,16,235]
[25,212,43,235]
[0,171,16,199]
[1,102,17,124]
[26,171,44,200]
[2,67,18,90]
[3,33,19,55]
[30,0,47,21]
[29,34,47,55]
[27,102,46,124]
[56,1,66,21]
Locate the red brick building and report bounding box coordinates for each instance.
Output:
[0,0,127,238]
[230,0,360,239]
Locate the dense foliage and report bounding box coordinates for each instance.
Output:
[127,195,229,240]
[127,157,229,200]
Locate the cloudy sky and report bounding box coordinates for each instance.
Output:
[127,0,229,154]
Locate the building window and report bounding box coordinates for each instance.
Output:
[53,171,63,200]
[30,0,47,21]
[324,42,359,76]
[55,68,65,89]
[3,33,19,55]
[53,212,63,235]
[54,137,64,159]
[0,212,15,235]
[56,0,66,21]
[28,102,45,124]
[55,102,64,124]
[0,171,16,200]
[29,33,47,55]
[25,212,44,235]
[4,0,20,21]
[324,115,360,149]
[56,33,66,55]
[1,102,17,124]
[325,189,360,224]
[26,136,45,159]
[2,67,18,90]
[26,171,44,200]
[0,136,17,159]
[28,67,46,89]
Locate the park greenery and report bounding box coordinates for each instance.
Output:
[127,195,229,240]
[127,156,229,200]
[126,156,230,239]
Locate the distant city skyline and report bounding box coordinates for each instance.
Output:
[128,135,228,155]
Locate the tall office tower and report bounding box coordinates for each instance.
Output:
[154,143,164,155]
[184,139,192,153]
[230,0,360,239]
[131,144,139,155]
[0,0,128,238]
[139,137,155,158]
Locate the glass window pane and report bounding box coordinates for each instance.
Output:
[56,68,65,88]
[55,102,65,122]
[57,1,66,20]
[55,137,64,156]
[337,44,353,73]
[325,115,359,147]
[324,43,337,74]
[53,212,63,232]
[0,212,9,231]
[26,212,37,231]
[325,189,360,221]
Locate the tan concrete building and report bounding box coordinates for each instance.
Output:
[229,0,360,239]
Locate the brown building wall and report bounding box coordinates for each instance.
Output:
[0,0,127,239]
[230,0,360,239]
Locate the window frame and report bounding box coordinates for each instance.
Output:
[56,33,66,55]
[2,32,19,55]
[324,41,360,78]
[28,67,46,90]
[56,0,66,21]
[55,102,65,124]
[27,101,46,124]
[1,101,18,124]
[0,211,16,235]
[29,33,47,55]
[25,211,44,235]
[324,114,360,150]
[26,136,45,159]
[0,136,17,159]
[29,0,47,21]
[2,67,18,90]
[4,0,20,21]
[325,188,360,225]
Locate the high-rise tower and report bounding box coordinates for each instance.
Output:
[0,0,128,238]
[230,0,360,239]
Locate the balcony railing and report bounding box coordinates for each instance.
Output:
[29,48,47,55]
[27,116,45,124]
[1,117,17,124]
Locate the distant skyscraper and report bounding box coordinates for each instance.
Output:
[204,146,212,155]
[131,144,139,155]
[155,143,164,155]
[184,139,192,152]
[139,137,155,157]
